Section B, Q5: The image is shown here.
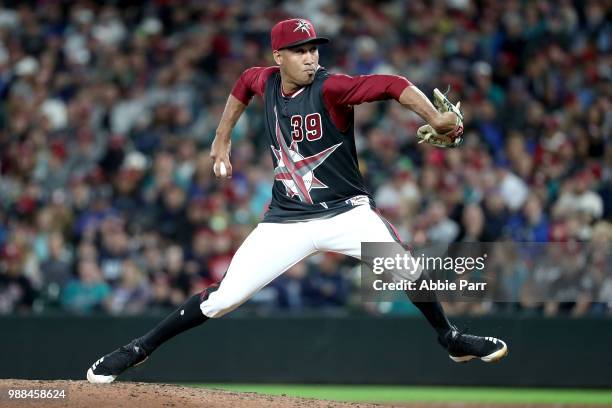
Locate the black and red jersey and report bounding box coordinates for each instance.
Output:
[231,66,410,222]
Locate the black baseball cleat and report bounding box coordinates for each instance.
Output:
[439,326,508,363]
[86,339,148,383]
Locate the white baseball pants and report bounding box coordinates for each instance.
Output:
[200,204,401,318]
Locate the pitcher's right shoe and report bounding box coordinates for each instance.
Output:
[87,339,148,383]
[439,326,508,363]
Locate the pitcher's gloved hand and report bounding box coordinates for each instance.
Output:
[416,88,464,148]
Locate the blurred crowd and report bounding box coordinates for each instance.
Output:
[0,0,610,317]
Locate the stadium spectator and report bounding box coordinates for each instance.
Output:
[303,254,349,309]
[0,244,36,314]
[507,195,550,242]
[271,263,308,311]
[105,260,151,315]
[60,260,110,314]
[39,231,73,307]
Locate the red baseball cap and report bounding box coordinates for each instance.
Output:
[271,18,329,51]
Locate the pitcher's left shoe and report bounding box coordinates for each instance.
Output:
[87,339,148,383]
[439,326,508,363]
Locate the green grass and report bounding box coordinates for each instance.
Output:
[186,384,612,405]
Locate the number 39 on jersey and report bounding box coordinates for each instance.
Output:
[290,113,323,142]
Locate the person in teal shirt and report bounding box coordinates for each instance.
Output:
[61,260,111,314]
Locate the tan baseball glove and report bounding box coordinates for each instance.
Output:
[416,88,464,148]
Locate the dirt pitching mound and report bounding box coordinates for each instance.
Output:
[0,380,603,408]
[0,379,381,408]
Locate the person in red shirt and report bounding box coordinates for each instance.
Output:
[87,18,507,384]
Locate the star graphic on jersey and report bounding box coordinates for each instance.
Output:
[271,106,341,204]
[293,19,312,36]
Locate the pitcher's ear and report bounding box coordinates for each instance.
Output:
[273,50,282,65]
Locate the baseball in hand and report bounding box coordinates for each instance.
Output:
[219,162,227,177]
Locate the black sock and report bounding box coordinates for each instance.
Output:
[138,292,209,355]
[411,300,453,338]
[405,274,452,338]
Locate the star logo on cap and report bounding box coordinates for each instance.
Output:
[294,19,312,36]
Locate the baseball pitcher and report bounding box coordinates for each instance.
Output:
[87,18,507,384]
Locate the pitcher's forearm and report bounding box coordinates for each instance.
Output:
[215,94,247,142]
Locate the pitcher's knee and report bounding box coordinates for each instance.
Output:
[199,288,244,319]
[200,304,229,318]
[200,296,241,318]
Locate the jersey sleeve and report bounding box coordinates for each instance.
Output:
[231,66,279,105]
[322,73,412,107]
